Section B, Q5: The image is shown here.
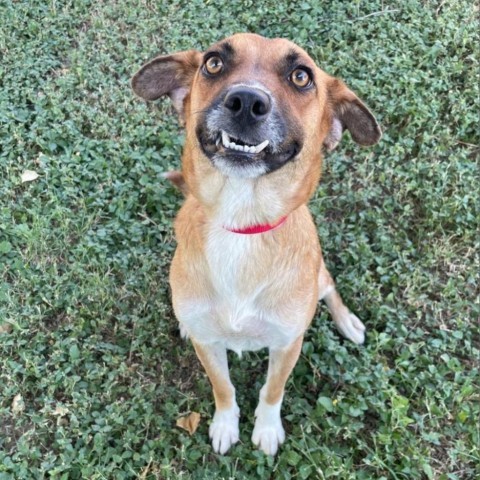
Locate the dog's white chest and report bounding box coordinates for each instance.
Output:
[176,226,302,354]
[174,180,310,353]
[209,229,291,352]
[206,227,246,295]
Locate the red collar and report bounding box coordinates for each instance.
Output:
[224,216,287,235]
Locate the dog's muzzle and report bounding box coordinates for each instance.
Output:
[196,85,302,178]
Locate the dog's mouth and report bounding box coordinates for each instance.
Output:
[201,130,272,157]
[198,129,301,177]
[218,131,270,155]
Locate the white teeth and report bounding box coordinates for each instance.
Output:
[219,130,269,154]
[254,139,269,153]
[222,131,230,147]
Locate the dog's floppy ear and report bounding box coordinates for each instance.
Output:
[323,78,381,151]
[131,50,201,120]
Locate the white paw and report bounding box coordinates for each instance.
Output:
[252,419,285,456]
[209,405,240,454]
[179,323,189,340]
[252,395,285,456]
[334,311,366,344]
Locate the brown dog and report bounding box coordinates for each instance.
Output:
[132,33,381,456]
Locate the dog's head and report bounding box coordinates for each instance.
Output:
[132,33,381,181]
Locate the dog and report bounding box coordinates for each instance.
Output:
[131,33,381,456]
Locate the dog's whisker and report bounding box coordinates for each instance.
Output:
[189,108,210,117]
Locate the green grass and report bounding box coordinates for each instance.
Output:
[1,0,479,478]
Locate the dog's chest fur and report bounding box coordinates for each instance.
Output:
[175,180,314,355]
[178,236,309,355]
[205,232,298,354]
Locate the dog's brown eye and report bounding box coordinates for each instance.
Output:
[204,56,224,75]
[290,69,311,88]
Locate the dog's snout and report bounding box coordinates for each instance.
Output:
[224,87,272,123]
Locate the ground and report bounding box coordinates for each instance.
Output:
[0,1,479,479]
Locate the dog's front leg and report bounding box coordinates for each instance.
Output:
[252,335,303,455]
[191,340,240,454]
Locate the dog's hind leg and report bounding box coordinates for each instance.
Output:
[318,261,366,344]
[191,340,240,454]
[252,335,303,455]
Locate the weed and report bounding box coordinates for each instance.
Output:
[1,1,478,478]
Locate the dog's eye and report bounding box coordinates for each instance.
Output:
[204,56,224,75]
[290,69,311,88]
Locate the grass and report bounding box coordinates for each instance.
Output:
[0,0,479,478]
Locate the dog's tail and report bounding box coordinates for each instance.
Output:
[162,171,188,196]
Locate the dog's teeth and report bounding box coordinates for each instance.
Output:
[222,131,230,148]
[220,132,269,154]
[216,137,221,146]
[254,140,269,153]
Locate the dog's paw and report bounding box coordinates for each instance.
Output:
[252,419,285,456]
[334,311,366,344]
[209,405,240,454]
[179,323,189,340]
[252,396,285,456]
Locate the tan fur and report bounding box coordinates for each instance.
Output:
[132,33,381,455]
[191,340,235,411]
[262,335,304,405]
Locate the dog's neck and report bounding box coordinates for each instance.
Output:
[199,176,287,230]
[182,148,322,230]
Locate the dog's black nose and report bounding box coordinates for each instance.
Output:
[224,87,272,123]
